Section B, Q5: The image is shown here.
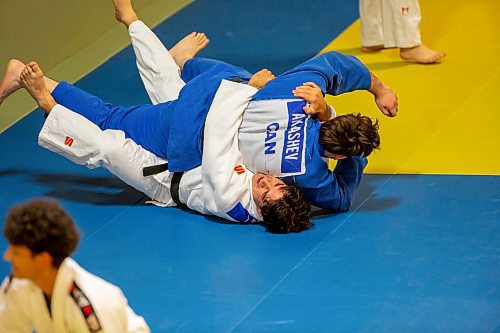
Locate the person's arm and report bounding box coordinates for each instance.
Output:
[312,52,398,117]
[295,156,367,211]
[368,73,398,117]
[202,80,260,222]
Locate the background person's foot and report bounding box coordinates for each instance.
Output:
[0,59,25,105]
[400,44,446,64]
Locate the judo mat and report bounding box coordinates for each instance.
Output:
[0,0,499,331]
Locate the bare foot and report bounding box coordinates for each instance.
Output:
[400,44,446,64]
[20,62,56,112]
[361,45,384,53]
[113,0,138,27]
[0,59,25,105]
[169,32,210,70]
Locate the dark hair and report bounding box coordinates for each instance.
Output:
[4,198,80,268]
[260,186,312,233]
[319,113,380,157]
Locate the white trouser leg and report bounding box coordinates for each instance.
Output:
[359,0,384,47]
[381,0,422,48]
[38,105,174,205]
[128,20,186,104]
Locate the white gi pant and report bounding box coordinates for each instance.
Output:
[38,20,260,223]
[359,0,422,48]
[0,258,149,333]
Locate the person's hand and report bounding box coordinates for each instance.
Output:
[293,82,329,121]
[248,69,275,89]
[374,86,398,117]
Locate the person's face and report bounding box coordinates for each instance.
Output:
[252,173,287,212]
[3,245,42,279]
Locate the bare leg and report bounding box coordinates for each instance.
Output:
[169,32,210,71]
[400,44,446,64]
[113,0,138,27]
[19,62,56,113]
[113,0,208,71]
[0,59,25,105]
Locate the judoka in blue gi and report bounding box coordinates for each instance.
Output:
[47,57,395,213]
[40,53,395,211]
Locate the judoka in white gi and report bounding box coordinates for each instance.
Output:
[0,198,150,332]
[359,0,445,63]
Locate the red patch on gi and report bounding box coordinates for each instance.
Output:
[234,165,245,175]
[83,305,92,315]
[64,136,74,147]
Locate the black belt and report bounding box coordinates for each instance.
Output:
[142,163,168,176]
[142,163,186,209]
[140,78,245,208]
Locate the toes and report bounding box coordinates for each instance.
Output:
[200,38,210,47]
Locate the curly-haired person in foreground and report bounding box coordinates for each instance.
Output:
[0,198,150,332]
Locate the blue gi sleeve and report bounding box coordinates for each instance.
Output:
[290,156,368,211]
[313,51,372,96]
[253,51,371,100]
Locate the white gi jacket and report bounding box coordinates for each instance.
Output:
[38,80,260,223]
[0,258,149,332]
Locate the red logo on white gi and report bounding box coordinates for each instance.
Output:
[234,165,245,175]
[64,136,74,147]
[401,7,409,15]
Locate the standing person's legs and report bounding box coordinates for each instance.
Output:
[382,0,445,63]
[381,0,421,48]
[359,0,385,52]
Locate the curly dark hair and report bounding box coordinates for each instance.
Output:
[4,198,80,268]
[320,113,380,157]
[260,185,312,233]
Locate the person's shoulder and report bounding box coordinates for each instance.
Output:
[67,258,124,299]
[0,275,37,299]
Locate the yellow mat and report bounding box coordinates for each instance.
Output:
[322,0,500,175]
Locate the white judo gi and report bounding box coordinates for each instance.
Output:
[38,20,260,223]
[0,258,149,333]
[359,0,422,48]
